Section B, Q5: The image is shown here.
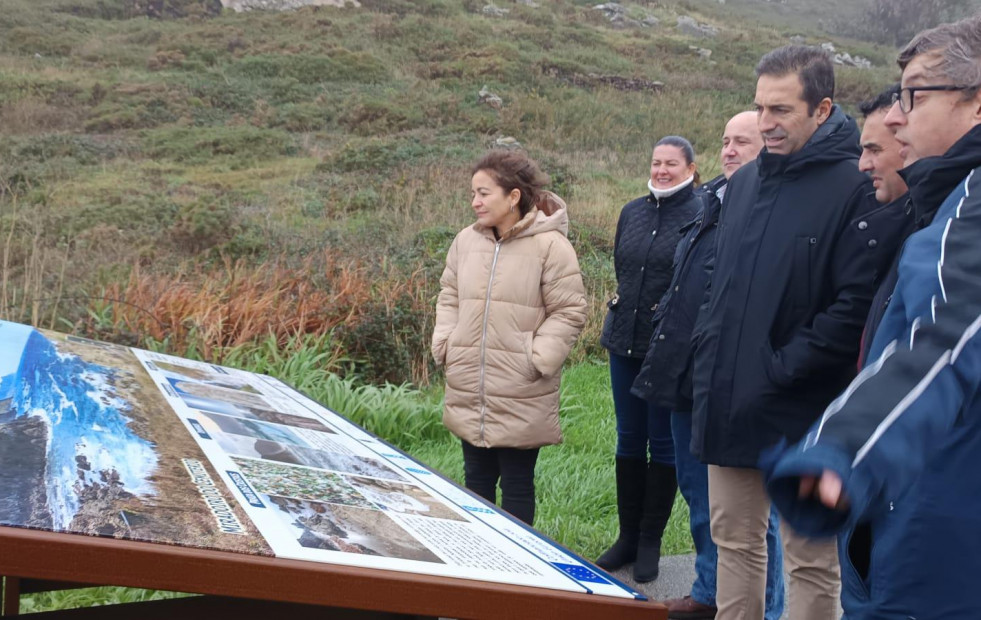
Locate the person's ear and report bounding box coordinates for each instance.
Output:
[971,88,981,122]
[509,188,521,208]
[815,97,833,124]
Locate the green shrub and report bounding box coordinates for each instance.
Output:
[274,102,333,132]
[52,0,129,20]
[5,134,123,166]
[142,126,295,164]
[216,224,267,260]
[339,96,426,136]
[229,51,390,85]
[185,79,256,115]
[336,295,434,386]
[360,0,458,18]
[3,27,80,56]
[171,196,235,252]
[411,226,456,264]
[321,138,443,173]
[84,99,181,132]
[84,108,141,132]
[69,191,180,238]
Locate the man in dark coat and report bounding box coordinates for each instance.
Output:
[690,46,898,620]
[855,85,915,368]
[766,14,981,619]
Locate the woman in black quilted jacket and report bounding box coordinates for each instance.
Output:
[597,136,702,582]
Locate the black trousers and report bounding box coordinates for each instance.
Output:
[461,440,540,526]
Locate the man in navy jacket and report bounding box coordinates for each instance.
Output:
[766,14,981,620]
[690,46,891,620]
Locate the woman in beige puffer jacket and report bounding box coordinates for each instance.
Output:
[432,150,587,525]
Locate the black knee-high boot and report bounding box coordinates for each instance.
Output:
[596,457,648,570]
[633,461,678,582]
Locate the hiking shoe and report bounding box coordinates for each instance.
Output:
[664,595,717,619]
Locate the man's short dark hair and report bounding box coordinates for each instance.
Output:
[859,83,900,118]
[756,45,835,115]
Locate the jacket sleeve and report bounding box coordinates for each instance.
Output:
[431,235,461,367]
[691,194,722,350]
[767,187,876,386]
[532,236,588,378]
[765,172,981,537]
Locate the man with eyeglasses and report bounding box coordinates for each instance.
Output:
[764,13,981,620]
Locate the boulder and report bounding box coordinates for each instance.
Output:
[677,15,718,38]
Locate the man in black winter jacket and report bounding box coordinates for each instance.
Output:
[690,46,897,620]
[855,85,915,368]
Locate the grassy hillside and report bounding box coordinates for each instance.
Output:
[0,0,900,383]
[0,1,933,609]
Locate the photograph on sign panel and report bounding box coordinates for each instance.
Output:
[0,322,271,555]
[195,411,312,447]
[220,405,335,433]
[169,377,274,410]
[267,494,445,564]
[171,381,333,431]
[232,457,377,508]
[153,360,263,394]
[344,476,466,521]
[216,433,406,481]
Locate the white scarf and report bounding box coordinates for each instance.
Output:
[648,175,694,200]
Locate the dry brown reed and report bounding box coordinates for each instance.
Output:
[101,249,435,381]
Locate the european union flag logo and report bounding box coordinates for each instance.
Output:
[552,563,611,584]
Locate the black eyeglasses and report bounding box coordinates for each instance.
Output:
[891,84,980,113]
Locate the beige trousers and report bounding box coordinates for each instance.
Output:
[708,465,840,620]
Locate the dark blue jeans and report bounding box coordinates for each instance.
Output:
[609,353,674,464]
[671,410,785,619]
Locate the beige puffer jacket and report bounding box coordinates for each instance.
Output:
[432,192,587,449]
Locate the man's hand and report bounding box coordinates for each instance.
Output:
[799,470,849,511]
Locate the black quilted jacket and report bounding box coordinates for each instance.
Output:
[600,183,701,358]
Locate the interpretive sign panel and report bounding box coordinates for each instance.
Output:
[0,320,641,602]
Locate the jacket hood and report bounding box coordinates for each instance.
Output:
[899,123,981,228]
[758,105,861,176]
[475,191,570,240]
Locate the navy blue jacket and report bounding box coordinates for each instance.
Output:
[766,125,981,620]
[631,175,725,412]
[601,183,701,358]
[691,107,888,467]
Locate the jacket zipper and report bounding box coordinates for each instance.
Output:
[478,240,503,444]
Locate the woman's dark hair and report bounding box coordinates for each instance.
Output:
[654,135,700,186]
[471,150,550,216]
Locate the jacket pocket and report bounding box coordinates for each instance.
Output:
[601,295,619,347]
[524,332,540,380]
[792,235,815,310]
[760,339,788,388]
[839,523,872,601]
